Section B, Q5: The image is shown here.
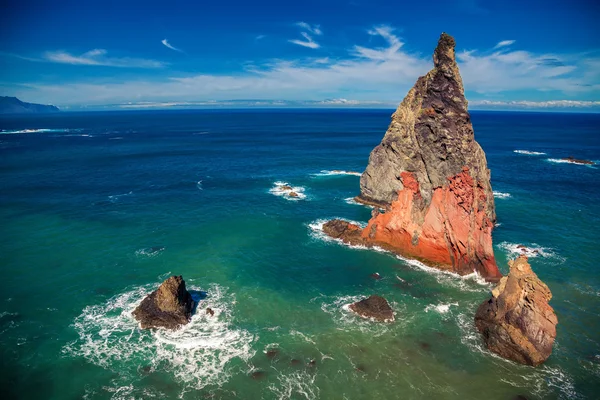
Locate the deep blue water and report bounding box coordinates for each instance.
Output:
[0,109,599,399]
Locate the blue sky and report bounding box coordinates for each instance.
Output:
[1,0,599,110]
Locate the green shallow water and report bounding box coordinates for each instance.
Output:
[0,110,599,399]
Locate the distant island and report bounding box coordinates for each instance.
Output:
[0,96,59,114]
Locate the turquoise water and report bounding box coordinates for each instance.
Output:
[0,110,599,399]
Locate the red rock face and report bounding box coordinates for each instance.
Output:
[352,33,502,282]
[361,168,501,282]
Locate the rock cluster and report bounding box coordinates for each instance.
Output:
[475,256,557,366]
[132,275,194,330]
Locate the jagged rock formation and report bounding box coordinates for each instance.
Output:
[0,96,59,114]
[475,256,557,366]
[347,33,501,282]
[349,295,394,322]
[132,275,194,330]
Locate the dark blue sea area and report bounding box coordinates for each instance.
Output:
[0,109,599,399]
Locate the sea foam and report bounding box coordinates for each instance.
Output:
[497,241,565,262]
[269,181,307,201]
[311,170,361,177]
[63,283,256,393]
[493,191,511,199]
[514,150,546,155]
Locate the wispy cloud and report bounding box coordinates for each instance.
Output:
[7,26,599,108]
[494,40,515,49]
[289,22,322,49]
[43,49,165,68]
[471,100,600,109]
[295,22,322,36]
[255,35,266,41]
[161,39,183,52]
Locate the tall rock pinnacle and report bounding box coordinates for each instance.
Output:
[353,33,501,281]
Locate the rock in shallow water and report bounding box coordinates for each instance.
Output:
[349,295,394,322]
[475,256,557,366]
[132,275,194,330]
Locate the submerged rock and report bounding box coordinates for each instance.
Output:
[336,33,501,282]
[132,275,194,330]
[561,156,594,165]
[474,256,557,366]
[349,295,394,322]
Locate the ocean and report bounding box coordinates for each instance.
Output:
[0,109,599,399]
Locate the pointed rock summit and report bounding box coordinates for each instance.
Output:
[475,256,557,365]
[346,33,501,281]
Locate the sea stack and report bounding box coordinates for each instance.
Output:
[132,275,194,330]
[348,33,501,282]
[475,256,557,366]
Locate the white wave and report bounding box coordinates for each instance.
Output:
[312,170,361,177]
[493,191,511,199]
[344,197,376,209]
[308,218,489,292]
[108,191,133,202]
[547,158,596,167]
[0,128,67,135]
[269,181,307,201]
[268,369,319,400]
[514,150,546,155]
[497,242,565,261]
[424,302,459,314]
[63,283,256,393]
[135,246,165,258]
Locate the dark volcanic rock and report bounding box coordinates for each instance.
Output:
[333,33,501,282]
[562,156,594,165]
[132,275,194,330]
[322,219,366,247]
[475,256,557,366]
[349,295,394,322]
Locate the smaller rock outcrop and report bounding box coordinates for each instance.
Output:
[561,156,594,166]
[322,219,365,246]
[133,275,194,330]
[349,295,394,322]
[475,256,557,366]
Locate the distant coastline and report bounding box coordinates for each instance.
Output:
[0,96,60,114]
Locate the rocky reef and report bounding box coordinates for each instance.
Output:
[332,33,501,282]
[132,275,194,330]
[349,295,394,322]
[475,256,557,366]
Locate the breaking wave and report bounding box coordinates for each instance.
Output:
[62,282,256,393]
[493,191,511,199]
[497,242,566,262]
[269,181,307,201]
[0,128,68,135]
[311,170,361,177]
[547,158,596,167]
[308,218,489,292]
[514,150,546,155]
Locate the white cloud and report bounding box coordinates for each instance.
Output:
[161,39,183,52]
[494,40,515,49]
[471,100,600,109]
[289,32,320,49]
[7,26,599,107]
[43,49,165,68]
[255,35,266,40]
[289,22,322,49]
[295,22,322,36]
